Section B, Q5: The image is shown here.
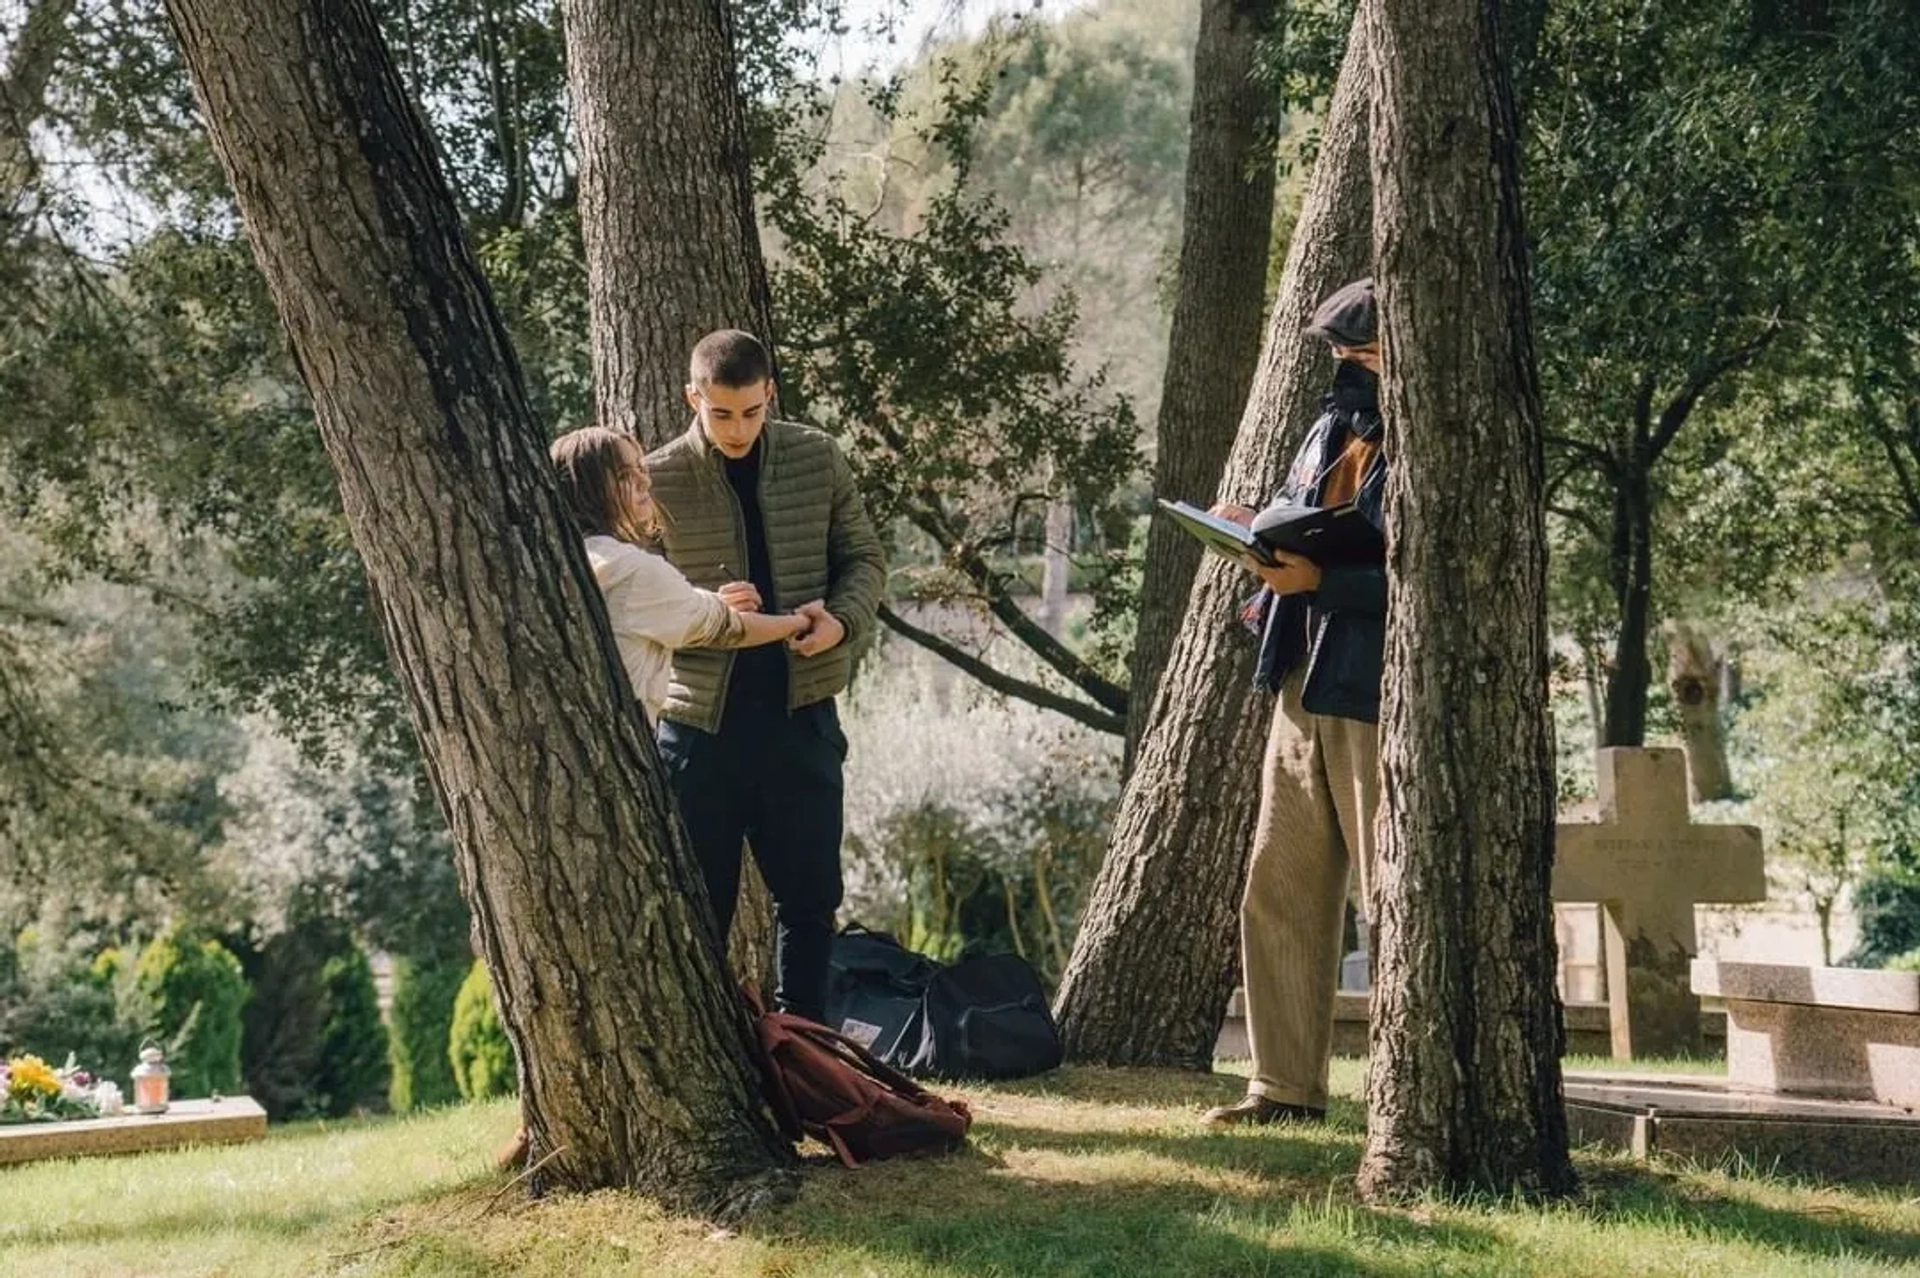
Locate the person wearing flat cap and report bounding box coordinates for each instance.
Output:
[1202,276,1388,1127]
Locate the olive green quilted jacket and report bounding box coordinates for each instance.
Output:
[645,420,887,731]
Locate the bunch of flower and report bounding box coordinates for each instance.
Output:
[1,1054,105,1124]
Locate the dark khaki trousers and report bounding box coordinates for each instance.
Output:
[1241,671,1380,1109]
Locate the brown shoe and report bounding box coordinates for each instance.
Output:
[1203,1094,1327,1128]
[493,1125,530,1173]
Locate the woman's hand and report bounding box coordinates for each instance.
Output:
[717,581,762,613]
[1247,551,1321,596]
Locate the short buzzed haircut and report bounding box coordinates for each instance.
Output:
[689,329,773,389]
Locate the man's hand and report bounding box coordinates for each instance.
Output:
[1247,551,1322,597]
[789,600,845,657]
[717,581,762,613]
[1209,502,1257,528]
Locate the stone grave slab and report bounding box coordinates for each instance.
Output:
[1563,1071,1920,1185]
[0,1097,267,1167]
[1694,959,1920,1107]
[1554,748,1764,1059]
[1212,989,1721,1060]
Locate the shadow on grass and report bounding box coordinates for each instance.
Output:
[1571,1162,1920,1267]
[758,1066,1920,1277]
[747,1078,1498,1278]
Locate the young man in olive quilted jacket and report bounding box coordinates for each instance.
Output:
[646,329,887,1025]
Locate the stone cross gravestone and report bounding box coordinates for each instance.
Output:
[1553,747,1764,1059]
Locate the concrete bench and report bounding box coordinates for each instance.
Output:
[1692,960,1920,1108]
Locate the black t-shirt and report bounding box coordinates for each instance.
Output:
[723,439,788,710]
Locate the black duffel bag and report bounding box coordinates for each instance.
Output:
[825,925,1062,1081]
[824,925,940,1065]
[905,951,1064,1082]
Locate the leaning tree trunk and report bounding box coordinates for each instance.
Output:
[1359,0,1574,1201]
[561,0,775,449]
[1123,0,1283,772]
[161,0,792,1212]
[1051,21,1371,1068]
[1664,619,1732,801]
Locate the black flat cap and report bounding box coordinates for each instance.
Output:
[1303,277,1377,346]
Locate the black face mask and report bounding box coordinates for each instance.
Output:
[1331,360,1379,411]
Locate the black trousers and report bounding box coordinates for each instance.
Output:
[658,698,847,1024]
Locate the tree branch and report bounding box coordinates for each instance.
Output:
[1547,502,1607,543]
[1543,432,1614,477]
[1648,326,1782,463]
[855,402,1130,717]
[902,499,1130,715]
[878,605,1125,734]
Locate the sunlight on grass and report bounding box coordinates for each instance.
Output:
[3,1065,1916,1277]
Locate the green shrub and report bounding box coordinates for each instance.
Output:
[237,925,329,1120]
[387,956,465,1111]
[1848,871,1920,967]
[316,943,389,1115]
[0,930,142,1072]
[1885,949,1920,973]
[239,920,390,1119]
[133,926,249,1099]
[448,959,515,1101]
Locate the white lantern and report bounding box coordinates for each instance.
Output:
[131,1046,171,1115]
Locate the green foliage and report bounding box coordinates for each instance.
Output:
[132,926,249,1099]
[760,28,1146,710]
[387,956,464,1112]
[0,539,247,942]
[842,648,1118,984]
[1523,0,1920,733]
[1848,871,1920,970]
[238,918,386,1118]
[1885,949,1920,974]
[316,942,388,1116]
[0,928,143,1072]
[448,960,515,1102]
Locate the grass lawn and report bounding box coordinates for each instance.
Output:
[4,1061,1918,1277]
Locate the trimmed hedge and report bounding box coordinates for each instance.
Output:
[237,920,388,1119]
[316,943,389,1115]
[133,926,249,1099]
[448,959,515,1101]
[387,956,464,1111]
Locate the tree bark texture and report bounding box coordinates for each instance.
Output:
[1664,620,1732,801]
[726,849,777,994]
[1123,0,1283,772]
[161,0,793,1211]
[561,0,774,449]
[1051,22,1371,1069]
[1359,0,1574,1200]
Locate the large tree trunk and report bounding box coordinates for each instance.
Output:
[1359,0,1573,1200]
[1122,0,1283,773]
[1051,21,1371,1068]
[161,0,793,1211]
[1664,620,1732,800]
[1603,471,1655,745]
[560,0,774,449]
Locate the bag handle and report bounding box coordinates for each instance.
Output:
[781,1016,945,1106]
